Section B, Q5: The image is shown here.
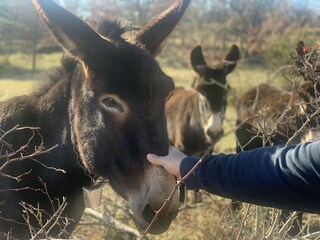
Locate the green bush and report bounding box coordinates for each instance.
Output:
[264,26,318,70]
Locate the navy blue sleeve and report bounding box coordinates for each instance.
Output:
[180,141,320,214]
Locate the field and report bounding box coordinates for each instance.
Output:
[1,53,320,239]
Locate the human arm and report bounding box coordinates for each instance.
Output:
[147,142,320,214]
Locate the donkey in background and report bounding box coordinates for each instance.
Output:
[235,41,320,236]
[0,0,190,238]
[236,41,320,152]
[166,45,240,156]
[166,45,240,204]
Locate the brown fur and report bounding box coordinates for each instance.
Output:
[236,83,304,138]
[236,41,320,150]
[166,45,240,156]
[0,0,190,238]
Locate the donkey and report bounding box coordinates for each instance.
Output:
[166,45,240,156]
[166,45,239,204]
[0,0,190,238]
[236,41,320,152]
[235,41,320,236]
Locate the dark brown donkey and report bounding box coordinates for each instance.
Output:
[235,41,320,236]
[0,0,190,238]
[166,45,240,156]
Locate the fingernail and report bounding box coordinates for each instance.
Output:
[147,153,156,160]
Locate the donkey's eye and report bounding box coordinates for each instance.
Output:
[101,97,124,112]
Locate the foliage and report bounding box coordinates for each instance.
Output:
[264,27,319,70]
[1,0,319,72]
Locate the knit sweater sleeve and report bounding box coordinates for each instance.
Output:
[180,141,320,213]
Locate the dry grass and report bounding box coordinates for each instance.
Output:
[72,187,320,239]
[0,79,40,101]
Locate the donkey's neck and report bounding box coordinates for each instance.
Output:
[37,67,92,184]
[0,69,92,236]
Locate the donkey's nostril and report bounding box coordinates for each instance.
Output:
[142,204,156,224]
[207,129,223,139]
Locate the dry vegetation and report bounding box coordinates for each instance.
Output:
[2,53,320,239]
[1,0,320,236]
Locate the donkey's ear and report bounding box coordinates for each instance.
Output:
[134,0,190,55]
[190,45,208,75]
[223,45,240,74]
[193,65,209,77]
[32,0,107,61]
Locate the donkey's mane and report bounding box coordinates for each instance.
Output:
[34,56,77,97]
[91,19,129,40]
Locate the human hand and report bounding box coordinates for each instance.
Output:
[147,146,187,179]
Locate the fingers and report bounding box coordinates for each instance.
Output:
[147,147,183,179]
[146,153,162,165]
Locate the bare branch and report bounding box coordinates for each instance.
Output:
[84,208,141,238]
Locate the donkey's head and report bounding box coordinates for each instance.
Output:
[33,0,190,234]
[191,45,240,141]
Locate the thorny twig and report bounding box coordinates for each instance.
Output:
[0,144,60,172]
[236,204,252,240]
[84,208,141,238]
[293,230,320,240]
[0,126,70,239]
[278,211,299,238]
[285,107,320,146]
[265,209,281,239]
[0,126,62,183]
[20,178,71,239]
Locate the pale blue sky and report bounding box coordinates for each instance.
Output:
[291,0,320,10]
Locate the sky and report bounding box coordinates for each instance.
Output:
[291,0,320,11]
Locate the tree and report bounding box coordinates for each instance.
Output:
[0,0,54,72]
